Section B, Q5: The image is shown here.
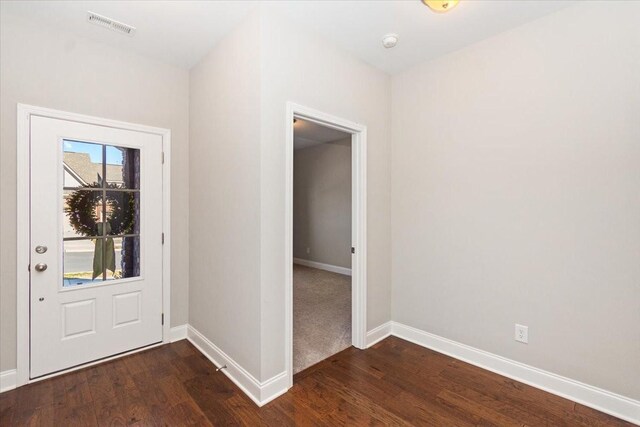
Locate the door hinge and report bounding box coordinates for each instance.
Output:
[162,233,165,244]
[161,313,164,325]
[162,152,165,164]
[351,247,355,254]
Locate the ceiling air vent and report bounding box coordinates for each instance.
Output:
[87,11,136,36]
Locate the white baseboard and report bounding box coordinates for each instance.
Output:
[366,321,392,347]
[169,324,188,342]
[186,325,288,406]
[0,369,17,393]
[391,322,640,425]
[293,258,352,276]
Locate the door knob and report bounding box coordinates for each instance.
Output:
[34,263,48,272]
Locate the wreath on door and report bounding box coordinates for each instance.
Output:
[64,183,136,279]
[64,183,136,237]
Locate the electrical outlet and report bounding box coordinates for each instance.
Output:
[515,324,528,344]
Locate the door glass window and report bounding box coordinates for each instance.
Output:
[63,140,140,287]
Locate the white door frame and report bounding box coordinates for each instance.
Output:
[285,102,367,388]
[15,104,171,387]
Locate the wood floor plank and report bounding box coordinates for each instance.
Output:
[2,336,634,426]
[86,364,119,403]
[383,390,476,427]
[444,381,550,426]
[93,388,152,426]
[437,388,526,426]
[52,370,92,410]
[15,377,54,411]
[15,403,55,427]
[84,399,120,426]
[131,369,169,406]
[0,387,17,426]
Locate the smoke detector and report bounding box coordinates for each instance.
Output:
[382,33,399,49]
[87,11,136,36]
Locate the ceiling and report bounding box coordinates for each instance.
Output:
[294,119,349,151]
[267,1,574,75]
[0,1,256,69]
[1,1,574,74]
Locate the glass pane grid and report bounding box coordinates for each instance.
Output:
[62,140,140,287]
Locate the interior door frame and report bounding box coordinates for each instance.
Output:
[285,102,367,388]
[15,104,171,387]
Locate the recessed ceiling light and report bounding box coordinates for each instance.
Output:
[422,0,459,13]
[382,33,399,49]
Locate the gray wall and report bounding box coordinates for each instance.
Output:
[188,8,392,382]
[293,138,352,269]
[258,8,392,381]
[188,12,263,378]
[0,11,190,372]
[391,2,640,400]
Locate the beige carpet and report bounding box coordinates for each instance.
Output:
[293,264,351,374]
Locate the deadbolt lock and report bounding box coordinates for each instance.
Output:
[35,245,48,254]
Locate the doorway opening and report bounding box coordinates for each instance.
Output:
[285,103,367,388]
[292,119,352,374]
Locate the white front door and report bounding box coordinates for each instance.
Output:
[30,116,164,378]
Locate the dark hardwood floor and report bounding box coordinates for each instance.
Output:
[0,336,632,426]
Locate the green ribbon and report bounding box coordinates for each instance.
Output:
[93,223,116,280]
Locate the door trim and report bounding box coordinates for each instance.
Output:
[285,102,367,388]
[16,104,171,387]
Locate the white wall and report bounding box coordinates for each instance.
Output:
[293,138,352,269]
[188,8,391,383]
[391,2,640,400]
[258,9,392,381]
[188,12,263,377]
[0,11,190,372]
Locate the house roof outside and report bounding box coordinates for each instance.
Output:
[63,152,123,186]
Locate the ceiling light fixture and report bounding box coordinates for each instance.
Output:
[422,0,459,13]
[382,33,399,49]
